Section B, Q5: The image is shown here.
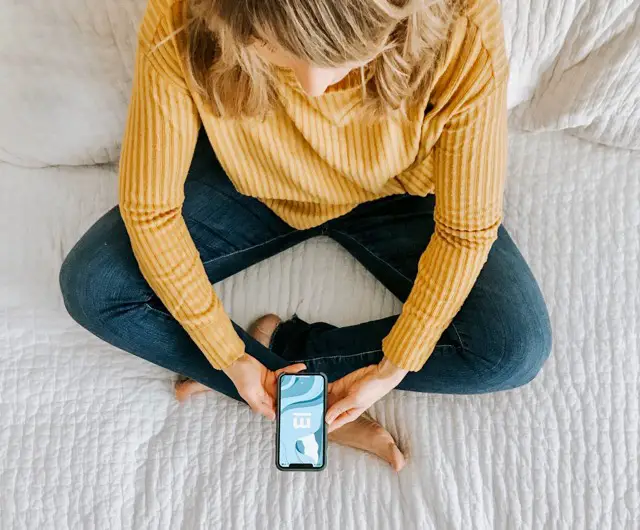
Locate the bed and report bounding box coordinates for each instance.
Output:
[1,0,638,528]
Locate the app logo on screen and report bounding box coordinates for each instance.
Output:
[279,375,325,467]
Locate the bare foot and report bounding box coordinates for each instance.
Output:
[249,313,281,348]
[174,314,282,402]
[175,379,211,402]
[329,414,406,471]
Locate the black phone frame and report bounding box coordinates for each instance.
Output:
[275,372,328,471]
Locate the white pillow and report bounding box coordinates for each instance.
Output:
[1,0,637,167]
[0,0,145,167]
[505,0,640,149]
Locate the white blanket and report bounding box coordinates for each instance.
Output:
[1,130,638,529]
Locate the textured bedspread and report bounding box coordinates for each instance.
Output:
[1,130,638,529]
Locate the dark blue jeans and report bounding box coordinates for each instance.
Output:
[60,133,551,401]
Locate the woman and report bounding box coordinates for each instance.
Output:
[60,0,551,471]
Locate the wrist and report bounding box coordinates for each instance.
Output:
[377,357,408,384]
[222,352,250,375]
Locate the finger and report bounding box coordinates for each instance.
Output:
[253,400,276,421]
[327,381,344,401]
[261,390,274,411]
[327,389,340,407]
[327,408,363,432]
[274,363,307,377]
[246,395,276,420]
[326,396,356,425]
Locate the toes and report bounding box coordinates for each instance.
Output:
[370,423,387,438]
[373,432,406,472]
[385,443,406,472]
[360,421,406,471]
[367,437,406,472]
[249,314,281,348]
[175,380,211,402]
[328,415,407,471]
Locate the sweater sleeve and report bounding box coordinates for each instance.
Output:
[381,76,508,371]
[118,14,245,370]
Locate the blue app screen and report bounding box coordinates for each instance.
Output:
[278,374,326,468]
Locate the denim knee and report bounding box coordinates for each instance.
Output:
[59,232,132,333]
[59,206,155,343]
[59,245,103,330]
[491,308,553,390]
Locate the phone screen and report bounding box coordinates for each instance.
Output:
[277,373,327,470]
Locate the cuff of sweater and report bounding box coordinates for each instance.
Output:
[381,310,444,372]
[186,308,245,370]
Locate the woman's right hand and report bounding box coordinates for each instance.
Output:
[223,354,306,420]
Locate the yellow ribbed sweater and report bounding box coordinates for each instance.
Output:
[118,0,508,371]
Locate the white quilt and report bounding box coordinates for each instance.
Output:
[1,131,639,529]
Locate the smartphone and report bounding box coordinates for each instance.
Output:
[276,372,328,471]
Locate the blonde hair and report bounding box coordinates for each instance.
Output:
[184,0,461,119]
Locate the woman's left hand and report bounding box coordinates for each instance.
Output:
[325,358,408,432]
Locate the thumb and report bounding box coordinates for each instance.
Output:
[326,395,356,425]
[275,363,307,377]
